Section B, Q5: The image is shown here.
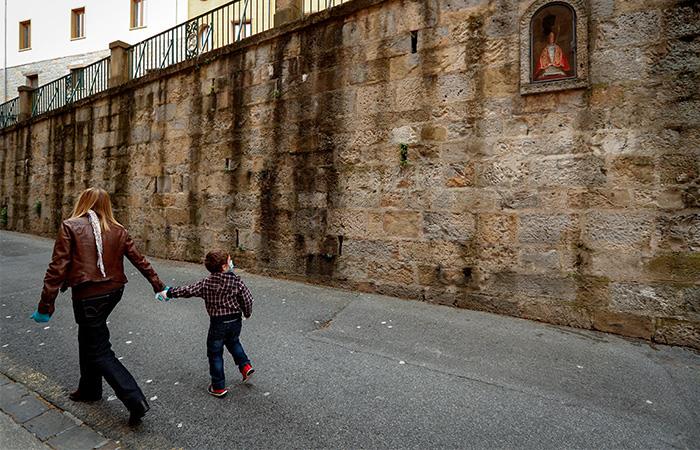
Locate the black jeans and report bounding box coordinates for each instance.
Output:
[72,288,145,410]
[207,314,250,390]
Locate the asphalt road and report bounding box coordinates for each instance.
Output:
[1,230,699,449]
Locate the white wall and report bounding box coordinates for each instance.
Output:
[2,0,188,68]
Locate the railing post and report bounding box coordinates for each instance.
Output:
[109,40,131,87]
[274,0,303,26]
[17,86,34,121]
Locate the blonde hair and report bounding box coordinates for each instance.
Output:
[70,188,122,232]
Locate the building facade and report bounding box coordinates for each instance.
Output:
[1,0,188,101]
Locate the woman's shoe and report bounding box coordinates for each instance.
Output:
[69,389,102,402]
[128,399,150,426]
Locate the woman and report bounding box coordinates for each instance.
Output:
[31,188,165,426]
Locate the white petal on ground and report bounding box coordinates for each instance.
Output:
[146,380,152,383]
[2,344,8,348]
[43,326,50,330]
[150,396,158,401]
[39,343,45,346]
[26,330,31,333]
[5,316,11,319]
[177,423,183,428]
[118,357,124,360]
[577,365,583,369]
[381,321,387,324]
[107,395,117,401]
[174,382,180,385]
[646,400,653,404]
[128,332,133,335]
[125,341,132,344]
[356,326,361,329]
[263,392,270,396]
[387,326,393,329]
[398,360,406,365]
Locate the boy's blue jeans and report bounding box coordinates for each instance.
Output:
[207,314,250,389]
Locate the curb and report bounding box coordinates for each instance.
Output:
[0,372,119,450]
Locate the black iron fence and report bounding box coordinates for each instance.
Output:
[128,0,273,79]
[31,56,110,117]
[0,97,19,128]
[302,0,349,16]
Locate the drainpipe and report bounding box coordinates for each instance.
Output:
[4,0,7,101]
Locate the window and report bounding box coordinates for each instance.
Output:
[71,8,85,39]
[233,19,252,40]
[130,0,145,28]
[19,20,31,50]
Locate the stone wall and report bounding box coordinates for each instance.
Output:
[1,0,698,347]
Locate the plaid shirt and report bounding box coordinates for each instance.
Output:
[167,272,253,318]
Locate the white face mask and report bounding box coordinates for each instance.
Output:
[226,258,235,273]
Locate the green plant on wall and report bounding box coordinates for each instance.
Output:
[399,143,409,167]
[33,200,42,217]
[0,206,7,227]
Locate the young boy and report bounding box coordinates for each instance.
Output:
[157,250,254,397]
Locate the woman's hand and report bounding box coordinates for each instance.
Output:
[155,287,171,302]
[31,311,51,323]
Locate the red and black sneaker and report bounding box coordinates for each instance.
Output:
[240,363,255,382]
[207,385,228,397]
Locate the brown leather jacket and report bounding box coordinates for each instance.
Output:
[38,216,164,315]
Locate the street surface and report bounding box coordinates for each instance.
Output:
[1,230,699,449]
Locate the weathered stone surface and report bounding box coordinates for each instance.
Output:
[2,0,699,348]
[46,425,108,450]
[24,410,78,441]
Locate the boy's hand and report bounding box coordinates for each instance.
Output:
[155,287,171,302]
[31,311,51,323]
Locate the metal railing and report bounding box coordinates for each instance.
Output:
[31,56,110,117]
[0,97,19,128]
[128,0,274,79]
[302,0,349,16]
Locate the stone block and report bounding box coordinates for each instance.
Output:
[327,209,367,238]
[46,425,108,450]
[609,282,700,320]
[653,319,700,349]
[567,189,631,210]
[658,154,699,185]
[530,156,607,188]
[423,211,475,240]
[655,213,700,251]
[343,239,399,260]
[3,395,48,424]
[591,310,653,340]
[596,10,662,47]
[24,409,78,441]
[583,212,654,249]
[367,259,415,284]
[519,301,592,329]
[383,211,422,238]
[0,383,30,409]
[477,213,517,245]
[456,292,521,316]
[485,272,577,301]
[644,252,700,282]
[610,156,655,185]
[518,214,575,245]
[519,249,560,272]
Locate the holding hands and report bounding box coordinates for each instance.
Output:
[155,286,171,302]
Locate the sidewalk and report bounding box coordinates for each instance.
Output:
[0,373,117,450]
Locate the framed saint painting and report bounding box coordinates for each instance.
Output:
[520,0,588,95]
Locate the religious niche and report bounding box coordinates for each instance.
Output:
[520,0,588,95]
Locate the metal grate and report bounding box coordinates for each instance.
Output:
[301,0,348,16]
[128,0,274,80]
[31,57,110,117]
[0,97,19,128]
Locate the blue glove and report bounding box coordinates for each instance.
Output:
[155,286,171,302]
[31,311,51,323]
